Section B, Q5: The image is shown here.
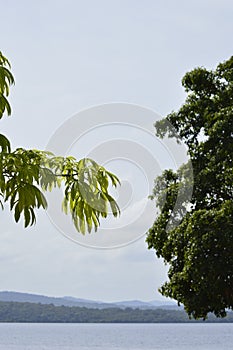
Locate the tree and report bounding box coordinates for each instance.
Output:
[0,52,120,233]
[146,56,233,319]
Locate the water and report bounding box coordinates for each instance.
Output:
[0,323,232,350]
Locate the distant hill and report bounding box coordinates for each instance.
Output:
[113,299,179,310]
[0,291,179,310]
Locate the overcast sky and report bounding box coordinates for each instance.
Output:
[0,0,233,302]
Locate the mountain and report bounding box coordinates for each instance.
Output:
[0,291,112,309]
[113,299,178,309]
[0,291,180,310]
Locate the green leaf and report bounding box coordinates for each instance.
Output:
[24,207,31,227]
[0,134,11,152]
[14,202,21,223]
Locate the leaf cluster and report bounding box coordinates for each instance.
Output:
[0,52,120,232]
[0,51,14,117]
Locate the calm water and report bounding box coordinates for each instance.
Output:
[0,323,232,350]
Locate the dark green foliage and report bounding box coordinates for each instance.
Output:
[147,57,233,319]
[0,52,120,232]
[0,52,14,117]
[0,301,233,323]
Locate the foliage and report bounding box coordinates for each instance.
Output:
[0,52,120,233]
[147,57,233,319]
[1,301,233,323]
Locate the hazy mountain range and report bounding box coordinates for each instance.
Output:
[0,291,181,310]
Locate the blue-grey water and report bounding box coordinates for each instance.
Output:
[0,323,232,350]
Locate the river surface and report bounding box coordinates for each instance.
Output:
[0,323,232,349]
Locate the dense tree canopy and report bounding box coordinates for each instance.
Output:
[1,301,233,323]
[0,52,120,233]
[147,56,233,319]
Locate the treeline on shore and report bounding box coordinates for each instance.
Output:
[0,301,233,323]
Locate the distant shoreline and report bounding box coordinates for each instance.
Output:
[0,301,232,323]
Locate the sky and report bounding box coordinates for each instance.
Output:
[0,0,233,302]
